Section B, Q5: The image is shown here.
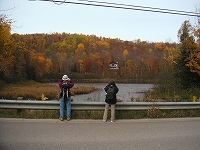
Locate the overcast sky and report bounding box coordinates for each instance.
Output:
[0,0,199,42]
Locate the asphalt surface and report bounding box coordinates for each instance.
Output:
[0,118,200,150]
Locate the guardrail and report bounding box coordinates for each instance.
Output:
[0,100,200,110]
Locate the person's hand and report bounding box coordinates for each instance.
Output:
[67,78,70,81]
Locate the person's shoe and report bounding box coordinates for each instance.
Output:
[111,120,114,123]
[67,118,71,121]
[103,120,106,122]
[59,118,63,121]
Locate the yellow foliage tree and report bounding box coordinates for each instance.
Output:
[75,43,85,53]
[0,15,14,78]
[97,41,110,50]
[56,52,67,72]
[186,21,200,75]
[123,49,129,73]
[32,53,53,77]
[126,59,134,76]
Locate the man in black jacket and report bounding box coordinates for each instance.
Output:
[103,80,119,122]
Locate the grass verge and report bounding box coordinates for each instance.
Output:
[0,109,199,119]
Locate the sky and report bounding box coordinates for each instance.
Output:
[0,0,199,43]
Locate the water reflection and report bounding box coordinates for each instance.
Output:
[72,83,154,102]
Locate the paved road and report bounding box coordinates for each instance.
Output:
[0,118,200,150]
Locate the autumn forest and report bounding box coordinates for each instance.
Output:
[0,14,200,89]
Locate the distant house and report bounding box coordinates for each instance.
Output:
[109,62,119,69]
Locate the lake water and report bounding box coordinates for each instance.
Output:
[72,83,154,102]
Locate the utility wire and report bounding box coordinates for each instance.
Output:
[37,0,199,17]
[51,0,66,5]
[78,0,197,15]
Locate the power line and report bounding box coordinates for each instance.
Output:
[37,0,199,17]
[51,0,67,5]
[78,0,197,15]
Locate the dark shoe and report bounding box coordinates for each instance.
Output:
[59,118,64,121]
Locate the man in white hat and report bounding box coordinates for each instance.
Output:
[58,74,74,121]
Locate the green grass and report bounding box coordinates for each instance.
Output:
[0,109,199,119]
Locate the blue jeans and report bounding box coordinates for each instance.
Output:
[59,97,71,118]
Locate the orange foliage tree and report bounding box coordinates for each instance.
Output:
[1,14,183,81]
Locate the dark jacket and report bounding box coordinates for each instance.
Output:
[104,82,119,104]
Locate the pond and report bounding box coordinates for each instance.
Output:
[72,83,154,102]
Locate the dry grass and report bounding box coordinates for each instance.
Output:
[0,81,99,100]
[72,86,98,95]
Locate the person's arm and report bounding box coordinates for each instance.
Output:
[114,86,119,94]
[68,79,74,88]
[58,80,63,89]
[104,85,109,92]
